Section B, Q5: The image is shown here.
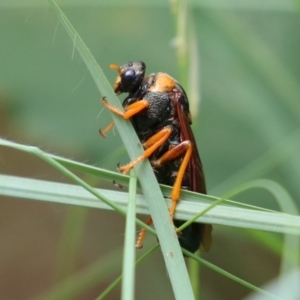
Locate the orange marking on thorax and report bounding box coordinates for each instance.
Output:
[148,73,177,93]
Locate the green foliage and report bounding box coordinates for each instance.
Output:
[0,0,300,299]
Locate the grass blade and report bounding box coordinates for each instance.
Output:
[121,170,137,300]
[1,171,300,235]
[47,1,196,298]
[183,250,281,300]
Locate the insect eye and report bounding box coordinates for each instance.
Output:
[117,61,145,93]
[123,69,136,83]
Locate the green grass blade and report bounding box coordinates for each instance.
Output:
[121,170,137,300]
[1,143,300,297]
[183,250,281,300]
[0,138,154,234]
[96,245,159,300]
[47,1,195,298]
[2,171,300,236]
[50,154,130,188]
[223,179,300,274]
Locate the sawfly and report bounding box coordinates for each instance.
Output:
[100,61,212,253]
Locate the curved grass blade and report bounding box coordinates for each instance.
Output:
[37,2,197,297]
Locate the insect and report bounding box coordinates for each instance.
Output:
[100,61,212,253]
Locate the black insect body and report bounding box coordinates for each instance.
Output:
[101,61,212,253]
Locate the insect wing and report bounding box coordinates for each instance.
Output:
[173,90,212,252]
[175,94,206,194]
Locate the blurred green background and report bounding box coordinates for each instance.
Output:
[0,1,299,299]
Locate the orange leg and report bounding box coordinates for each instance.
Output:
[135,216,153,249]
[121,126,172,248]
[152,141,192,218]
[100,97,149,137]
[118,127,172,174]
[135,140,192,248]
[101,96,192,246]
[99,121,115,137]
[101,97,149,120]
